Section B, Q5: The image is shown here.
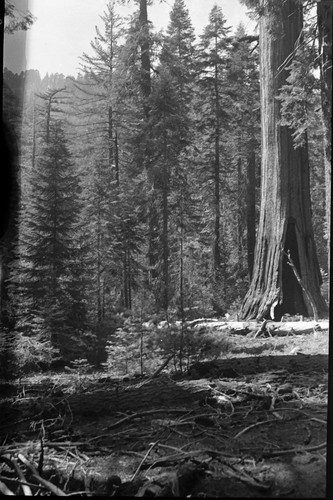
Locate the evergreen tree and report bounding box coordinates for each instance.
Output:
[225,24,260,290]
[276,4,329,275]
[4,2,35,34]
[196,5,232,313]
[160,0,196,126]
[10,121,90,362]
[146,69,185,310]
[147,0,196,312]
[239,0,327,320]
[117,5,166,314]
[69,2,136,316]
[73,0,124,173]
[316,0,331,273]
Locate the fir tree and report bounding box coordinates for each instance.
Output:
[146,0,196,312]
[5,2,35,34]
[70,2,138,316]
[196,5,232,313]
[11,121,89,362]
[146,69,185,310]
[225,24,260,289]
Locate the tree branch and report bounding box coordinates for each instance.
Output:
[284,251,318,321]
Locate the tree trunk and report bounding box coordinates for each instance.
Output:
[246,151,256,279]
[108,106,114,170]
[179,192,185,372]
[161,166,169,311]
[123,243,132,310]
[139,0,151,105]
[240,0,327,321]
[212,56,224,314]
[237,157,244,272]
[148,194,159,282]
[139,0,160,301]
[114,130,119,187]
[188,353,328,379]
[97,203,102,322]
[127,245,132,309]
[213,61,221,282]
[317,0,332,284]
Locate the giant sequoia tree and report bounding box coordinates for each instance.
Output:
[317,0,332,274]
[240,0,328,320]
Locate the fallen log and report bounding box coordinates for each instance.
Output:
[187,354,328,379]
[188,320,329,337]
[67,376,199,417]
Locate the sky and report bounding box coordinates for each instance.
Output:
[4,0,256,78]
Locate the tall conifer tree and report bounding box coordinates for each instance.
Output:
[148,0,196,312]
[11,121,89,361]
[196,5,232,313]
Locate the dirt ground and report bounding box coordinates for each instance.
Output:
[0,322,329,497]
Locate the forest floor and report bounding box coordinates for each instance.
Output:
[0,319,329,497]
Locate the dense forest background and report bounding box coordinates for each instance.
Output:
[1,0,329,373]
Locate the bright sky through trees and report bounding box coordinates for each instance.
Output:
[4,0,256,77]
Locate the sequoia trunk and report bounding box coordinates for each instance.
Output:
[240,0,327,320]
[139,0,151,103]
[317,0,332,279]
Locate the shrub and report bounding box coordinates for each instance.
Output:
[226,296,244,320]
[154,322,232,371]
[88,317,124,366]
[14,331,60,375]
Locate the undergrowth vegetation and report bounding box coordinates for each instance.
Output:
[1,313,236,379]
[103,319,233,376]
[2,313,328,383]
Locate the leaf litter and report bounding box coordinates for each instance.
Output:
[0,324,328,497]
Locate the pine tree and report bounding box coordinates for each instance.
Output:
[69,2,137,317]
[225,24,260,289]
[73,0,124,175]
[11,120,89,362]
[146,69,185,310]
[146,0,196,312]
[195,5,234,313]
[4,2,35,34]
[117,5,165,313]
